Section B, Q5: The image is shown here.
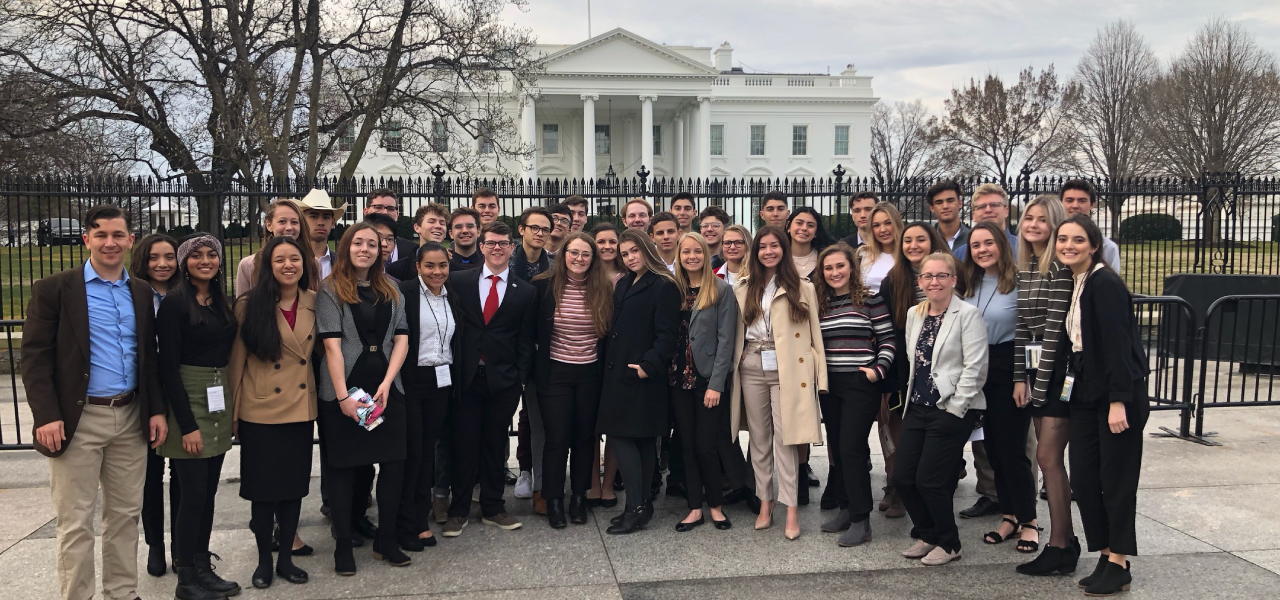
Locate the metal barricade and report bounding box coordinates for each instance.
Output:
[1195,295,1280,436]
[1,319,30,450]
[1133,296,1218,445]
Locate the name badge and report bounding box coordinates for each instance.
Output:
[761,350,779,372]
[1026,343,1043,371]
[207,385,226,413]
[435,364,452,389]
[1060,374,1076,403]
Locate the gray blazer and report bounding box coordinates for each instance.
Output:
[315,282,409,402]
[904,294,988,418]
[688,277,738,393]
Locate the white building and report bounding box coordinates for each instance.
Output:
[349,28,876,180]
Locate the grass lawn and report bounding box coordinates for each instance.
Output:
[1118,241,1280,297]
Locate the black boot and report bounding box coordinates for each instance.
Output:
[606,505,647,535]
[1078,552,1110,589]
[547,498,567,529]
[1084,560,1131,596]
[797,466,811,506]
[638,500,655,528]
[372,533,412,567]
[568,494,589,525]
[334,539,357,576]
[146,544,167,577]
[193,552,240,597]
[1015,537,1079,576]
[175,565,224,600]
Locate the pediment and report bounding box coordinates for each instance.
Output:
[786,167,816,178]
[377,165,408,175]
[541,29,718,76]
[743,166,773,178]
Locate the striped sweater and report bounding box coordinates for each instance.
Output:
[1014,258,1074,405]
[549,277,598,364]
[819,293,896,379]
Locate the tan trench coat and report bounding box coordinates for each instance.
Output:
[728,277,828,446]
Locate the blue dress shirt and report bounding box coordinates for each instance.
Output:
[83,261,138,396]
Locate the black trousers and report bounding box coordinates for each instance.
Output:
[819,391,849,510]
[398,366,452,536]
[893,403,977,553]
[142,447,179,550]
[449,368,523,518]
[171,453,225,565]
[670,384,732,509]
[823,371,882,521]
[329,460,404,548]
[984,342,1037,523]
[611,436,656,511]
[1069,394,1148,556]
[540,361,602,501]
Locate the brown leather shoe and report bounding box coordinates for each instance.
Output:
[878,487,894,512]
[433,496,450,525]
[482,512,523,530]
[885,490,907,519]
[532,490,547,515]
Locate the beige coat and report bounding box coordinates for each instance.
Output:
[227,290,319,424]
[728,277,828,445]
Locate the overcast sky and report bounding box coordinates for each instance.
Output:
[501,1,1280,110]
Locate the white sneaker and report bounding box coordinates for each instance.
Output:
[920,545,962,566]
[514,471,533,499]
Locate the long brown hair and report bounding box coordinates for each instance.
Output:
[618,228,681,291]
[533,232,613,337]
[328,222,399,305]
[962,221,1016,297]
[251,199,317,292]
[130,233,178,285]
[886,221,949,329]
[673,232,720,310]
[743,226,808,325]
[814,242,867,317]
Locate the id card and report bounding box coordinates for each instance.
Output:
[761,350,779,371]
[434,364,452,389]
[1059,374,1076,403]
[206,385,226,413]
[968,426,985,442]
[1025,343,1043,370]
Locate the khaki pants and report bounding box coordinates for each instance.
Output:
[740,351,800,507]
[49,401,147,600]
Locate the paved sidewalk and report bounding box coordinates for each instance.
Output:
[1,407,1279,599]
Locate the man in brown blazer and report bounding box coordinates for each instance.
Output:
[22,205,167,600]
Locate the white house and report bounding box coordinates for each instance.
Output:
[348,28,876,180]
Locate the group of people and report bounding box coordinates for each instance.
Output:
[22,179,1149,600]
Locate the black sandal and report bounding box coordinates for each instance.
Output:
[1016,523,1043,553]
[984,517,1020,544]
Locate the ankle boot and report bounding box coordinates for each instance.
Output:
[334,541,357,576]
[147,544,167,577]
[1078,553,1111,589]
[568,494,589,524]
[1084,560,1131,596]
[175,565,224,600]
[605,505,647,535]
[193,552,240,597]
[638,500,655,527]
[547,498,567,529]
[372,535,412,567]
[1015,543,1076,576]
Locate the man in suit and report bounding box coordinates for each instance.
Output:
[839,191,879,248]
[22,204,168,600]
[442,221,537,536]
[365,187,417,261]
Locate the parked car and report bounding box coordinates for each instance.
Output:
[37,218,83,246]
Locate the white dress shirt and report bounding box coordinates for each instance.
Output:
[479,264,509,308]
[745,276,777,342]
[316,246,334,280]
[418,278,455,367]
[859,250,895,295]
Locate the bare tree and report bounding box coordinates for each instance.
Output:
[870,100,976,182]
[935,66,1082,184]
[1070,20,1160,236]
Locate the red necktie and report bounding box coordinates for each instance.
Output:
[483,274,501,324]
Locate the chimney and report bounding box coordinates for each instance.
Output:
[714,42,733,72]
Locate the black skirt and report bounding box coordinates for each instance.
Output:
[238,420,314,502]
[1029,367,1070,419]
[317,391,407,469]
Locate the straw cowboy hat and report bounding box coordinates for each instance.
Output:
[297,189,348,216]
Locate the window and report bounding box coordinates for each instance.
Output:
[338,126,355,152]
[792,125,808,156]
[429,120,448,153]
[652,125,662,156]
[595,124,610,155]
[542,123,559,155]
[478,124,494,155]
[710,124,724,156]
[382,121,403,152]
[750,125,766,156]
[834,125,850,156]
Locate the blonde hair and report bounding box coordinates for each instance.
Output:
[914,252,960,319]
[1017,194,1067,274]
[971,183,1009,205]
[674,233,720,311]
[720,224,752,278]
[860,202,904,264]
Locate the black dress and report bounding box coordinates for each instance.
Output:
[318,286,408,468]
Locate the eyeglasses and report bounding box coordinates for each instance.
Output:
[379,235,396,245]
[552,216,571,227]
[565,249,593,260]
[367,204,397,213]
[973,202,1006,212]
[918,273,953,282]
[522,225,551,236]
[701,222,724,230]
[480,240,513,249]
[722,240,746,248]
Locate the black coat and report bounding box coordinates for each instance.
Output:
[531,277,605,390]
[397,276,463,389]
[447,267,537,393]
[877,275,911,399]
[597,271,680,438]
[1074,267,1148,404]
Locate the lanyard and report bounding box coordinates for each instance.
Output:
[422,287,448,357]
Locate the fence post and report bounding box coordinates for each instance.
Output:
[637,165,650,197]
[431,164,446,207]
[833,164,845,211]
[214,167,227,238]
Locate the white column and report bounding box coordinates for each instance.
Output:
[520,96,537,180]
[674,115,685,179]
[581,94,598,181]
[639,95,656,172]
[698,96,713,179]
